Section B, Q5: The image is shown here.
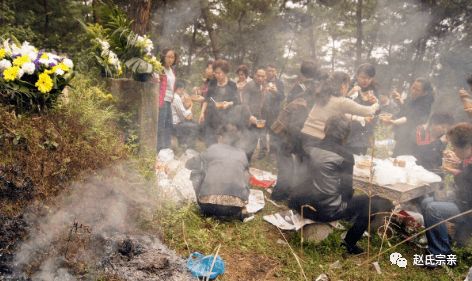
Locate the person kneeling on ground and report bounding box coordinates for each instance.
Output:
[422,123,472,260]
[288,115,393,254]
[185,124,250,220]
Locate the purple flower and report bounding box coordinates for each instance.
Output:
[49,62,56,68]
[33,59,41,70]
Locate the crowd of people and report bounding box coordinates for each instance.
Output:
[155,48,472,260]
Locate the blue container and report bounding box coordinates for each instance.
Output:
[186,252,225,280]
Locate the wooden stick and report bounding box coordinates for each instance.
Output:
[300,204,317,253]
[377,208,398,261]
[339,208,472,278]
[276,227,308,281]
[205,244,221,281]
[182,220,191,256]
[367,135,377,262]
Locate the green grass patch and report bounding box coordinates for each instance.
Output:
[151,195,471,280]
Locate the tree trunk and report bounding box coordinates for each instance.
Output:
[355,0,363,68]
[92,0,99,23]
[411,37,427,78]
[187,21,198,75]
[331,35,336,72]
[129,0,153,35]
[200,0,219,59]
[237,11,246,64]
[307,15,316,59]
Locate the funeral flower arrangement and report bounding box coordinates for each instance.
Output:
[0,39,74,112]
[81,8,163,81]
[95,37,123,77]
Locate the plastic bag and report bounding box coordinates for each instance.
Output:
[186,252,225,280]
[157,148,175,163]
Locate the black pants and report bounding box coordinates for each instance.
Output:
[199,203,243,220]
[157,101,173,151]
[300,195,393,246]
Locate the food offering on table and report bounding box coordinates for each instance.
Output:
[356,159,373,170]
[393,158,406,167]
[354,155,441,186]
[256,119,266,128]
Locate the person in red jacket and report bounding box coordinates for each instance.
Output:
[157,48,178,152]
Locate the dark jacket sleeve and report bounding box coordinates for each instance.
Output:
[228,81,240,105]
[454,165,472,213]
[185,154,203,171]
[287,84,303,103]
[414,139,446,171]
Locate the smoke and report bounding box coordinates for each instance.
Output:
[375,0,432,46]
[13,163,160,279]
[151,0,202,49]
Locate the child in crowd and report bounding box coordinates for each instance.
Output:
[171,80,199,149]
[379,93,399,115]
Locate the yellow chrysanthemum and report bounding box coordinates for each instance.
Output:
[35,73,54,94]
[3,66,20,82]
[12,55,30,67]
[58,62,69,72]
[0,49,5,60]
[44,65,58,75]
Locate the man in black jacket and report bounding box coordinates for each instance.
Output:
[288,115,393,254]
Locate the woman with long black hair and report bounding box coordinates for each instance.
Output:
[157,48,178,151]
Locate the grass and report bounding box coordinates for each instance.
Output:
[151,190,471,281]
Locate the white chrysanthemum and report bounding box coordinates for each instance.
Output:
[28,52,38,61]
[55,68,65,76]
[2,39,14,56]
[63,58,74,69]
[10,43,20,55]
[17,68,24,79]
[20,42,38,60]
[0,59,12,70]
[21,62,35,75]
[97,39,110,51]
[48,53,60,61]
[39,59,48,65]
[107,54,119,66]
[144,38,153,53]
